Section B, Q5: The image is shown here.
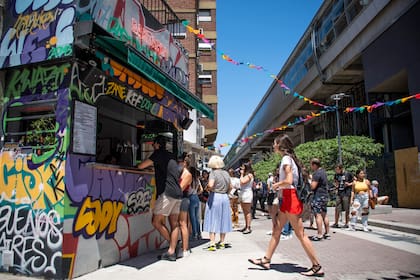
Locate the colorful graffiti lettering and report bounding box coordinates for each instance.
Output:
[126,187,153,215]
[0,0,75,68]
[75,0,189,87]
[105,81,126,100]
[0,202,62,276]
[73,196,123,239]
[0,152,65,210]
[131,18,168,59]
[5,63,70,98]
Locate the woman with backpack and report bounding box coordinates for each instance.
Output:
[248,134,324,277]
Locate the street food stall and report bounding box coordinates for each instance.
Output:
[0,0,213,278]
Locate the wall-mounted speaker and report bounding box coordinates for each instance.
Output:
[180,118,193,130]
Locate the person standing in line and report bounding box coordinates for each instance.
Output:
[309,158,330,241]
[239,162,254,234]
[178,153,193,258]
[189,166,203,241]
[248,135,324,277]
[137,135,182,261]
[203,155,232,251]
[251,180,262,219]
[228,168,241,229]
[199,170,210,224]
[349,169,372,232]
[371,180,389,205]
[332,164,353,228]
[266,172,276,220]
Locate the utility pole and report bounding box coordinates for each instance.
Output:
[331,93,349,165]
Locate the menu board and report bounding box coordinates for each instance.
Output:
[72,101,97,155]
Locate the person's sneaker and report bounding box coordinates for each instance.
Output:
[346,225,356,231]
[342,224,349,229]
[158,252,176,261]
[331,224,340,228]
[216,242,225,249]
[204,244,216,251]
[280,234,292,240]
[323,234,331,240]
[363,226,369,232]
[183,250,191,258]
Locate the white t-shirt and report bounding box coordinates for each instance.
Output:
[279,155,299,189]
[230,177,240,190]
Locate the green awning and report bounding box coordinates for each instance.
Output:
[94,36,214,120]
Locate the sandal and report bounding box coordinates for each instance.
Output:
[301,264,324,277]
[310,236,323,241]
[242,228,252,234]
[248,256,271,270]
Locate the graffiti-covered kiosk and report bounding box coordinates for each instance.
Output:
[0,0,214,278]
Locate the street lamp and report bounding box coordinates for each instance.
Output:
[331,93,349,165]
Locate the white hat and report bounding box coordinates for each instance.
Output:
[372,180,379,185]
[268,172,273,176]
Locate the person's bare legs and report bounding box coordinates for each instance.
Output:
[167,213,180,255]
[241,202,252,230]
[179,210,189,251]
[219,233,226,244]
[287,213,322,268]
[322,212,329,235]
[152,214,170,242]
[315,213,324,238]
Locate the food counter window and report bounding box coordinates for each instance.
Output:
[95,97,177,167]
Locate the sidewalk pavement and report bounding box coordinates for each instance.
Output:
[1,207,419,280]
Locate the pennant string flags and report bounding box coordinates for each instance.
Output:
[182,20,331,109]
[180,21,420,150]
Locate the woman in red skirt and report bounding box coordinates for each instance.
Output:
[248,134,324,277]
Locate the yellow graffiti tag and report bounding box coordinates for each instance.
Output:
[74,197,123,238]
[13,10,58,39]
[0,152,65,209]
[105,81,126,100]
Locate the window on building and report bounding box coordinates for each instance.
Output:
[166,21,187,39]
[3,98,57,154]
[198,10,212,22]
[198,71,212,85]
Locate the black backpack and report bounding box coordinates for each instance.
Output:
[296,167,312,203]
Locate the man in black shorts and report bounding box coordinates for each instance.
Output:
[138,135,182,261]
[332,164,353,228]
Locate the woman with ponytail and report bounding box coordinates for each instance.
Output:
[248,135,324,277]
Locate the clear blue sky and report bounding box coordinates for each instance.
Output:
[216,1,323,155]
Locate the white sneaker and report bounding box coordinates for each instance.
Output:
[346,225,356,231]
[183,250,191,258]
[280,234,292,240]
[363,226,369,232]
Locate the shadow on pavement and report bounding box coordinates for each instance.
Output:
[248,262,306,273]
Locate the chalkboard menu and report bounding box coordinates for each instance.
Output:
[72,101,97,155]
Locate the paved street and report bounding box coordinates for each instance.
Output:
[2,208,419,280]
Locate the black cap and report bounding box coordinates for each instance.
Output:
[154,135,167,149]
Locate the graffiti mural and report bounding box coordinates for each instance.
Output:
[0,0,75,68]
[75,0,189,88]
[63,154,160,278]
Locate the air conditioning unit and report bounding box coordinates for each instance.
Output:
[198,42,212,51]
[198,74,212,84]
[197,64,203,73]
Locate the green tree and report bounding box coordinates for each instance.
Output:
[295,136,383,180]
[252,136,383,182]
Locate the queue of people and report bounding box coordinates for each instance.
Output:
[137,134,388,279]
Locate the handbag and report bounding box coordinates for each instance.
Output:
[369,197,377,209]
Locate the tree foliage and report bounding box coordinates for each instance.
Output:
[252,136,383,182]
